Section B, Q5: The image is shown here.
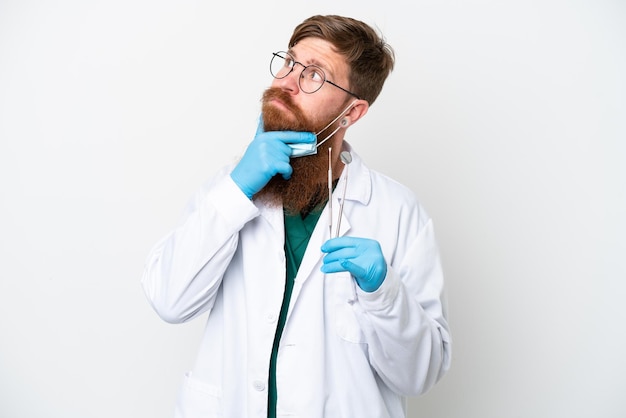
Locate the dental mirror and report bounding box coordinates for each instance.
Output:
[336,151,352,237]
[340,151,352,165]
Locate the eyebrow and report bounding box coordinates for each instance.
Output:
[288,48,335,77]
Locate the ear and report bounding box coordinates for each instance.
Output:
[343,99,369,126]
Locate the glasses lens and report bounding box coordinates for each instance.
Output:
[299,65,325,94]
[270,52,292,79]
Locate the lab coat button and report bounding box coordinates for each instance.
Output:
[253,380,266,391]
[267,313,277,323]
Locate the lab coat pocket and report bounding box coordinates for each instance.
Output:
[175,371,222,418]
[332,273,367,344]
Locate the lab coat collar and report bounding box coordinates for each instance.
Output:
[337,141,372,207]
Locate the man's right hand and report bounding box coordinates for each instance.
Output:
[230,117,316,199]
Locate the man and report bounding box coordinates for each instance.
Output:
[142,14,451,418]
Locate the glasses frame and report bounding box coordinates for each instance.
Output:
[270,51,361,100]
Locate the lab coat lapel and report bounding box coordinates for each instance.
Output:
[283,206,336,322]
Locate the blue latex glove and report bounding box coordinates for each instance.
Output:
[321,237,388,292]
[230,117,316,199]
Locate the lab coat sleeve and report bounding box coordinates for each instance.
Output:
[353,218,451,397]
[141,167,260,324]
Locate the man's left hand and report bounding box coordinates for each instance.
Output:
[321,237,387,292]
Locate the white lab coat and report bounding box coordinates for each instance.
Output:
[142,144,451,418]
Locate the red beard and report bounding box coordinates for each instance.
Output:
[254,88,335,215]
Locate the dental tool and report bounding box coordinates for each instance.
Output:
[328,147,333,236]
[335,151,352,237]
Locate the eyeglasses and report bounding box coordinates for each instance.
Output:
[270,51,360,99]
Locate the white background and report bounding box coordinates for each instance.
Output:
[1,1,625,417]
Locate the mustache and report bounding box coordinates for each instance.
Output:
[261,87,313,133]
[262,88,301,115]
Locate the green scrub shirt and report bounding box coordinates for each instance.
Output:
[268,207,323,417]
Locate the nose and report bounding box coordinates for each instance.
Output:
[272,68,300,95]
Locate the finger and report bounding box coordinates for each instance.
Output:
[256,137,293,162]
[322,247,357,264]
[257,151,292,177]
[274,161,293,180]
[340,259,368,279]
[267,130,317,145]
[321,236,359,253]
[320,259,348,274]
[265,140,293,159]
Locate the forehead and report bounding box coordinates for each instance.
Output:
[290,37,349,79]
